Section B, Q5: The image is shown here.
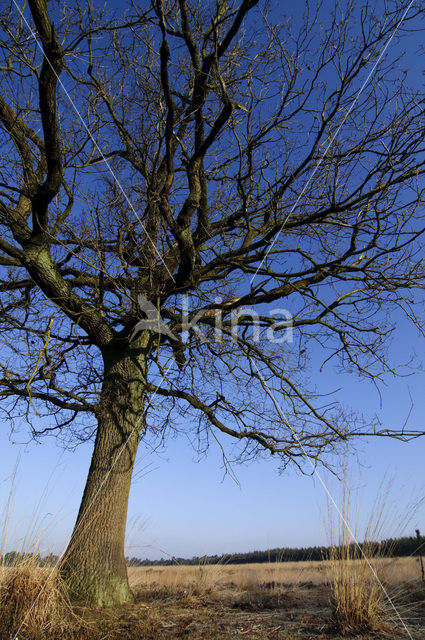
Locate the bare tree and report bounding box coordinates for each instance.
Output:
[1,0,425,605]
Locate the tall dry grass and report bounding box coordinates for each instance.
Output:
[0,560,80,640]
[326,477,419,635]
[0,465,83,640]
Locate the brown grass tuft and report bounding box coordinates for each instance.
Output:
[0,563,81,640]
[329,550,388,634]
[326,476,416,636]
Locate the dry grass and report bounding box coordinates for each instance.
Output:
[325,477,421,636]
[0,557,423,639]
[128,556,420,593]
[130,558,424,638]
[0,561,83,640]
[0,469,83,639]
[329,551,390,633]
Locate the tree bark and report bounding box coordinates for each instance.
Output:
[60,336,149,606]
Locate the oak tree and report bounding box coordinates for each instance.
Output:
[1,0,425,605]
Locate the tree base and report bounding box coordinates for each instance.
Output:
[61,566,135,607]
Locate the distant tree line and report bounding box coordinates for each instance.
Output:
[3,534,424,568]
[126,534,425,566]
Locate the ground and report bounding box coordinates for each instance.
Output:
[79,560,425,639]
[2,559,425,639]
[77,579,425,639]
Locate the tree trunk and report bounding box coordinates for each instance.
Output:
[60,338,149,606]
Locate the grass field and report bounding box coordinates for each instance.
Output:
[2,557,424,639]
[128,556,422,591]
[125,558,425,639]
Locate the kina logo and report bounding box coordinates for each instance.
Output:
[130,294,177,342]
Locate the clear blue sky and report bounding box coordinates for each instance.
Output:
[2,339,425,560]
[1,1,425,562]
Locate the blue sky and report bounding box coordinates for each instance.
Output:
[2,0,425,562]
[2,347,425,560]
